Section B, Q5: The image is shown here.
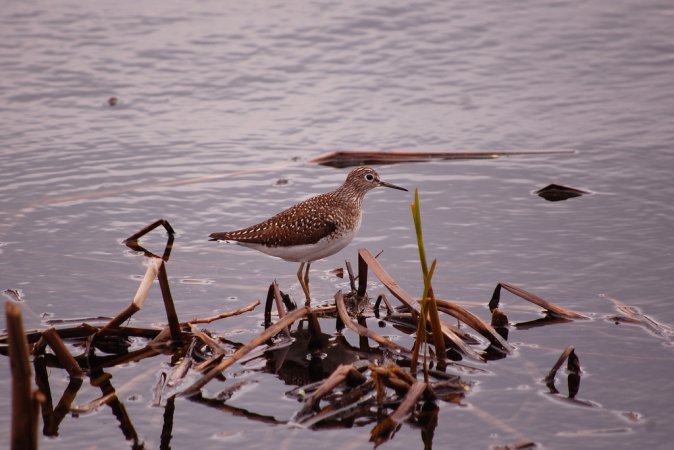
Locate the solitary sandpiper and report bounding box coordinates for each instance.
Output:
[209,166,407,305]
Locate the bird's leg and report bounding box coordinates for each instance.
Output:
[297,262,311,306]
[303,262,311,306]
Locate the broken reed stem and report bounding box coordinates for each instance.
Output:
[6,302,40,450]
[188,300,261,325]
[545,345,575,383]
[435,299,512,352]
[123,218,175,243]
[490,282,588,320]
[357,252,368,298]
[42,328,85,378]
[189,324,226,355]
[358,248,483,361]
[181,306,310,397]
[334,291,410,354]
[370,381,428,446]
[345,260,357,292]
[101,257,162,332]
[273,281,290,337]
[157,261,182,343]
[390,382,428,423]
[298,364,354,417]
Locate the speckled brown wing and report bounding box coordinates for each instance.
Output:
[209,193,340,247]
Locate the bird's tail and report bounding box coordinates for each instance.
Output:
[209,232,229,241]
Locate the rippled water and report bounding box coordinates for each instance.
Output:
[2,0,674,448]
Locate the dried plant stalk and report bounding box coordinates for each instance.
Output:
[101,257,163,331]
[189,300,260,325]
[42,328,85,378]
[181,306,310,397]
[435,300,512,352]
[6,302,40,450]
[359,248,483,361]
[490,283,588,320]
[334,291,409,354]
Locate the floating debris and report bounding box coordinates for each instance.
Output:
[309,150,576,168]
[2,288,24,302]
[601,294,673,339]
[534,183,590,202]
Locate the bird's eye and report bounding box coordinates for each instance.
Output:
[365,174,375,181]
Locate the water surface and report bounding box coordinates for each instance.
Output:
[2,0,674,448]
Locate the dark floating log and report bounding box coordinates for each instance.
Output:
[535,183,590,202]
[309,149,576,168]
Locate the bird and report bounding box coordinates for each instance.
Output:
[209,166,407,305]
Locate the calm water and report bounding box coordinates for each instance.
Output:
[2,0,674,448]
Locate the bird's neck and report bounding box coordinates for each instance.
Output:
[333,183,368,210]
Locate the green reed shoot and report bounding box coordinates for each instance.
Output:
[410,189,446,378]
